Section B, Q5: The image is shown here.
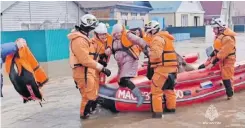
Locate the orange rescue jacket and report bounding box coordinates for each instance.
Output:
[150,31,178,67]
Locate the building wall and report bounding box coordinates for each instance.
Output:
[149,13,175,27]
[1,1,85,31]
[176,13,204,27]
[89,8,113,19]
[114,9,149,25]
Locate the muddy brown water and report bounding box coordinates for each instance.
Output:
[1,34,245,128]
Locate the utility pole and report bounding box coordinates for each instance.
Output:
[228,1,233,30]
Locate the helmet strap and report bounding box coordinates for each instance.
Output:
[217,27,225,35]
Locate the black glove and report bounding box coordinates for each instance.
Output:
[99,53,108,60]
[212,58,219,65]
[198,64,206,69]
[143,46,150,58]
[101,67,111,77]
[98,59,107,67]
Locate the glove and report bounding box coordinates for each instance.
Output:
[98,59,107,67]
[99,53,108,60]
[198,64,206,69]
[101,67,111,77]
[143,46,150,58]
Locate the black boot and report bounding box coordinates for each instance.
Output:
[223,80,234,99]
[80,101,92,119]
[152,112,163,118]
[163,108,176,113]
[90,100,98,114]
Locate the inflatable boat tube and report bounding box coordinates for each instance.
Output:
[98,61,245,112]
[107,52,199,84]
[5,46,48,103]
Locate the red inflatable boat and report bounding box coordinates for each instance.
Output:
[107,52,199,84]
[97,59,245,112]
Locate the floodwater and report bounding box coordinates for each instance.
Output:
[1,33,245,128]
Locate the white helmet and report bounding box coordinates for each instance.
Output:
[94,23,108,34]
[80,14,98,29]
[210,18,226,28]
[144,20,160,33]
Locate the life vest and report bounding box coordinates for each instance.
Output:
[112,30,142,60]
[69,33,99,84]
[5,46,48,103]
[150,31,178,67]
[69,34,99,68]
[213,28,236,58]
[92,34,113,57]
[92,34,113,84]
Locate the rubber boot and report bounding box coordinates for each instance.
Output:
[152,112,163,118]
[80,101,92,119]
[90,100,98,114]
[132,87,145,107]
[163,108,176,113]
[223,80,234,100]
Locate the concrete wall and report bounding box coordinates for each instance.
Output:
[114,11,149,25]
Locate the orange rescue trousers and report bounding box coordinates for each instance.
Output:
[74,75,99,117]
[151,72,177,117]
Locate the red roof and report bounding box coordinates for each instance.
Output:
[200,1,222,18]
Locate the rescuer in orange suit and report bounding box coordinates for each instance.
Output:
[129,27,195,73]
[198,18,236,100]
[89,22,113,113]
[145,20,178,118]
[68,14,111,119]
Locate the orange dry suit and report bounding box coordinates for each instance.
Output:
[5,46,48,103]
[149,31,178,117]
[68,31,104,117]
[205,28,236,98]
[92,34,113,85]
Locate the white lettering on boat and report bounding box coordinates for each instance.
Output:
[117,89,184,101]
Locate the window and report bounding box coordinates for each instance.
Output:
[60,23,76,29]
[131,13,137,16]
[131,13,137,20]
[140,13,146,16]
[21,23,29,30]
[21,23,41,30]
[181,14,188,27]
[194,16,200,26]
[121,12,128,20]
[121,12,128,16]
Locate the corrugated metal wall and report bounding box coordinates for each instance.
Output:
[1,1,85,31]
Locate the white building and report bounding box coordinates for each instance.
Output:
[0,1,86,31]
[79,1,152,28]
[150,1,205,27]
